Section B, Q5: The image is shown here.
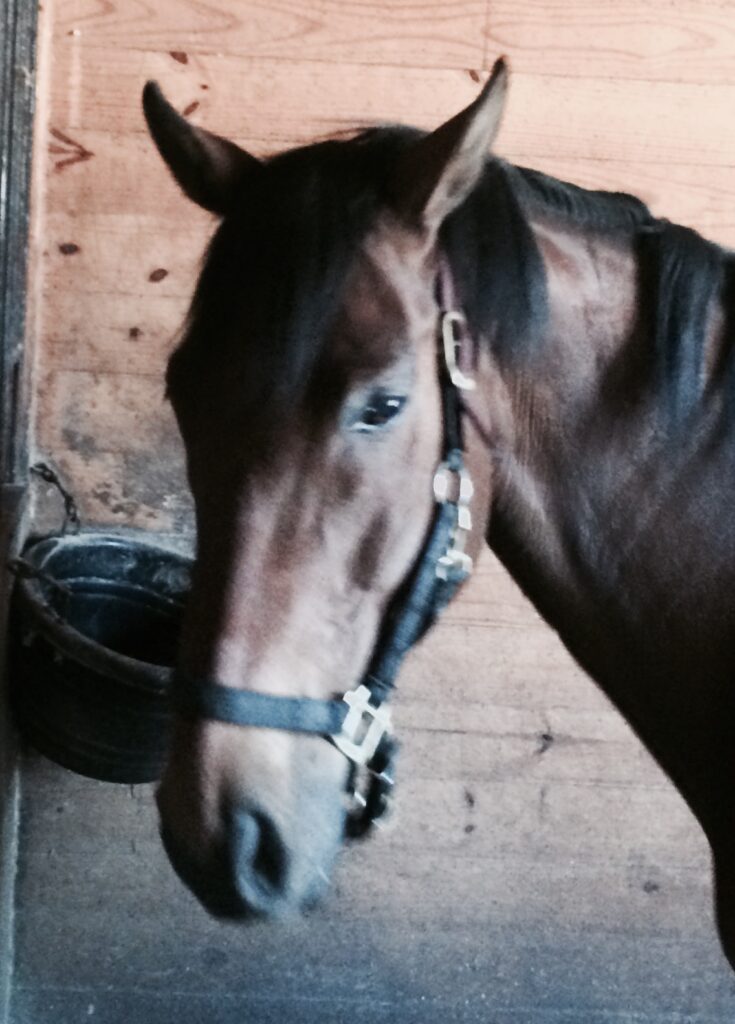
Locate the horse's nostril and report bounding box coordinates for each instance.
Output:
[229,807,290,911]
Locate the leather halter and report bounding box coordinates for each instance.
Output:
[173,259,476,837]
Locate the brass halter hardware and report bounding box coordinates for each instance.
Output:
[331,685,392,767]
[433,458,474,583]
[441,310,476,392]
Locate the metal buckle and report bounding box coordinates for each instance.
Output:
[433,461,474,507]
[437,544,473,582]
[433,459,475,583]
[344,737,397,840]
[331,685,392,767]
[441,310,476,392]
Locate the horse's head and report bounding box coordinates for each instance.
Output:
[143,62,506,918]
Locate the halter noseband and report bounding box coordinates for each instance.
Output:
[173,260,476,837]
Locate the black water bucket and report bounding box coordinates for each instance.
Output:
[9,533,191,783]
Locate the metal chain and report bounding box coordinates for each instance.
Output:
[30,461,80,535]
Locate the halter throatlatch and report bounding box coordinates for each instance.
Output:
[173,260,476,838]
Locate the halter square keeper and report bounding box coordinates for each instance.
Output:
[330,685,392,766]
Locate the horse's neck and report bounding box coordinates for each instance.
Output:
[488,217,651,620]
[485,215,735,838]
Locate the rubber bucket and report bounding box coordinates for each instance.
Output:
[9,533,191,783]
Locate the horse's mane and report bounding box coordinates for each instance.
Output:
[510,163,652,233]
[170,124,734,424]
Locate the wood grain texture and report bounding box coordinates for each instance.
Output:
[53,0,488,71]
[48,44,735,168]
[487,0,735,83]
[50,0,735,84]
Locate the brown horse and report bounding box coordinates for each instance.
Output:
[143,61,735,967]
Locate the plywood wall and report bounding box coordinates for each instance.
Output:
[28,0,735,533]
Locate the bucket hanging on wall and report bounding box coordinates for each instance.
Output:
[8,467,192,783]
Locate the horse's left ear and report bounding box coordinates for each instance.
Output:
[142,81,261,215]
[389,57,508,234]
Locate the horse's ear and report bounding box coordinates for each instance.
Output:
[142,81,261,216]
[389,57,508,233]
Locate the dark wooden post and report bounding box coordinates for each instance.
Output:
[1,0,37,487]
[0,1,37,1021]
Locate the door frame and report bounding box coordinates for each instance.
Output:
[1,0,37,485]
[0,1,38,1020]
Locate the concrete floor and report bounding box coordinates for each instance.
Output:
[10,751,735,1024]
[8,554,735,1022]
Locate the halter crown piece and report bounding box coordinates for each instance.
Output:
[173,258,476,838]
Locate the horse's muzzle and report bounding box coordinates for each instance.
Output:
[159,803,328,920]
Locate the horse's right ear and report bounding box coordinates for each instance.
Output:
[142,81,261,216]
[389,58,508,235]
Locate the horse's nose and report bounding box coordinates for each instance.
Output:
[226,806,292,916]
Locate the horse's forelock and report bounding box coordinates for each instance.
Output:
[169,129,423,415]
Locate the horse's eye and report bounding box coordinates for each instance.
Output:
[352,392,407,433]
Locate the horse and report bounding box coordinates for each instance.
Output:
[142,59,735,969]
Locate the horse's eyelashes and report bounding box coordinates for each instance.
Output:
[351,392,407,434]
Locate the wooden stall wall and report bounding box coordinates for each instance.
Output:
[14,1,735,1021]
[29,0,735,535]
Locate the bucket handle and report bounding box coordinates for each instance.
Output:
[6,555,72,603]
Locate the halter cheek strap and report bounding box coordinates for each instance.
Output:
[172,258,476,833]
